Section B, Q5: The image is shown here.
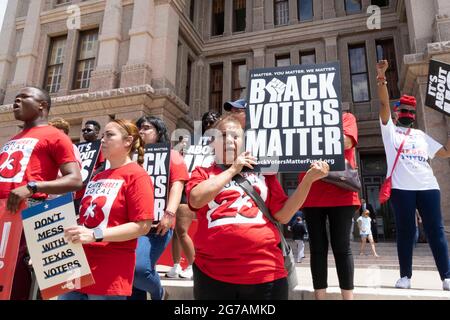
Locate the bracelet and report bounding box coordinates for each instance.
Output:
[164,210,176,217]
[377,75,386,80]
[377,81,387,86]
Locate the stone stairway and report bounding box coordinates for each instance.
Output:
[157,241,450,300]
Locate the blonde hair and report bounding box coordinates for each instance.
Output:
[49,117,70,135]
[112,119,145,166]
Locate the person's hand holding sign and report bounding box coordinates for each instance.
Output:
[7,185,32,213]
[65,225,96,244]
[303,161,330,184]
[229,151,257,175]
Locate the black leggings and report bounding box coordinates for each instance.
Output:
[193,264,288,300]
[303,206,356,290]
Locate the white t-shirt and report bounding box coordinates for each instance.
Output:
[357,216,372,234]
[380,118,442,190]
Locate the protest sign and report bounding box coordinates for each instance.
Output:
[425,59,450,116]
[245,62,345,172]
[76,140,102,184]
[21,194,94,300]
[0,200,25,300]
[143,143,171,222]
[183,136,215,173]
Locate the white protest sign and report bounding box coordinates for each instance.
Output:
[21,193,94,299]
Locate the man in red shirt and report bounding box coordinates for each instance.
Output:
[0,86,82,299]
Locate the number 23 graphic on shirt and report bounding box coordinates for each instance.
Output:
[0,138,38,182]
[206,174,268,228]
[79,179,124,229]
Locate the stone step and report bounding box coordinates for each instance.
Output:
[158,267,450,300]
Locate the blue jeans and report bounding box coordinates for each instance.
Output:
[58,291,126,300]
[391,189,450,280]
[129,228,173,300]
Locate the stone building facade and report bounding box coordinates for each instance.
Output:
[0,0,449,236]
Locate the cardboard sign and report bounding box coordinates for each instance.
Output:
[245,62,345,172]
[425,59,450,116]
[0,200,25,300]
[76,140,102,184]
[21,194,94,300]
[143,143,171,222]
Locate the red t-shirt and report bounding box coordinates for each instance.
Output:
[298,112,361,208]
[0,125,77,199]
[169,149,189,186]
[78,162,154,296]
[185,164,288,285]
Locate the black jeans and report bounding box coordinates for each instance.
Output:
[193,264,288,300]
[303,206,356,290]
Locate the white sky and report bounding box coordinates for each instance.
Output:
[0,1,7,33]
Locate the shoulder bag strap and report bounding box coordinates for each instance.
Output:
[389,128,411,178]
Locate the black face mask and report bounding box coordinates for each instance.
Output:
[397,117,415,127]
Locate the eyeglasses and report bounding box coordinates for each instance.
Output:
[398,109,416,115]
[82,128,94,133]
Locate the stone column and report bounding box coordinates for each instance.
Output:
[252,46,266,68]
[289,0,298,25]
[245,0,253,32]
[323,0,336,19]
[223,59,232,104]
[224,0,233,36]
[0,0,20,104]
[90,0,122,91]
[252,0,264,31]
[361,0,371,13]
[264,0,274,29]
[324,35,338,62]
[433,0,450,41]
[120,0,155,88]
[313,0,322,21]
[58,30,80,96]
[4,0,43,103]
[405,0,435,53]
[335,0,346,17]
[150,2,180,91]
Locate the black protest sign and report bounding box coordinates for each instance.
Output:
[76,140,102,184]
[245,62,345,172]
[143,143,171,222]
[183,136,215,173]
[425,59,450,116]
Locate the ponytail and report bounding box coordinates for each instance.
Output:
[134,136,145,166]
[112,119,144,166]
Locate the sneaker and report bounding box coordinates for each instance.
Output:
[179,265,193,279]
[166,264,182,278]
[395,277,411,289]
[443,279,450,291]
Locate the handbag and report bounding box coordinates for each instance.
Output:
[232,173,298,291]
[379,128,411,204]
[322,160,361,192]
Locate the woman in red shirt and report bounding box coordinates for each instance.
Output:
[298,111,360,300]
[130,116,189,300]
[186,114,329,300]
[61,119,154,300]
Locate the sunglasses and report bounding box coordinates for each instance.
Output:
[398,109,416,115]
